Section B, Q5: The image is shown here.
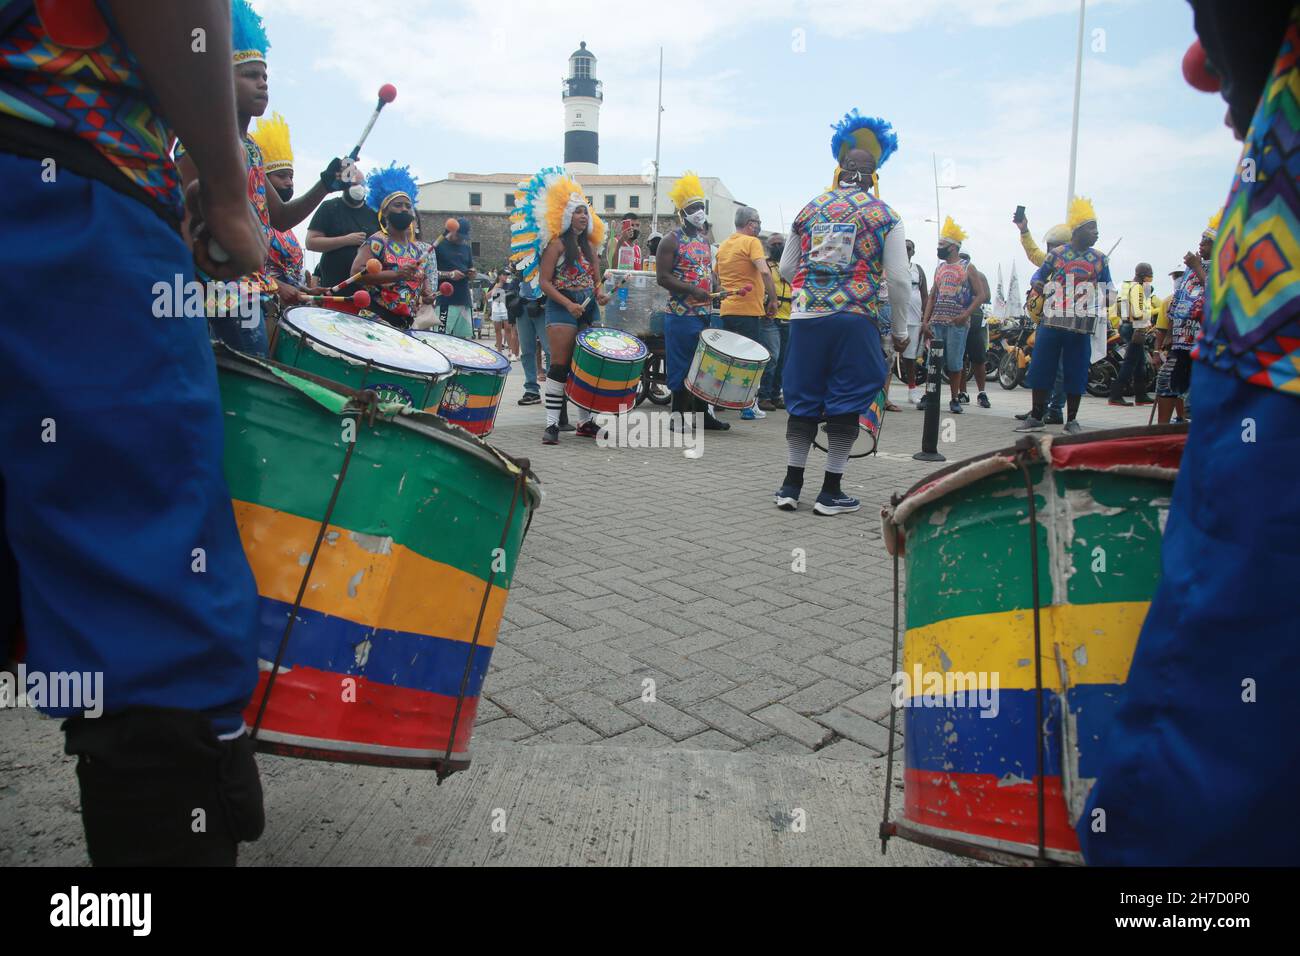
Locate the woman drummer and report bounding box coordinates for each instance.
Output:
[521,174,611,444]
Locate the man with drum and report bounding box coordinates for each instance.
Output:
[348,163,429,329]
[656,172,731,432]
[1017,198,1113,434]
[775,135,911,516]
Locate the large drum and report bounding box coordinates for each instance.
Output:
[684,328,771,409]
[599,269,669,338]
[216,346,541,773]
[566,326,648,414]
[274,307,453,412]
[411,331,511,437]
[880,427,1186,864]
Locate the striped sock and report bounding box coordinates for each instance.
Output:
[576,405,593,425]
[544,378,565,427]
[824,422,858,475]
[786,417,818,468]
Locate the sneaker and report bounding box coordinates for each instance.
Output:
[1109,397,1133,407]
[1015,411,1031,421]
[703,414,731,431]
[774,396,786,409]
[907,387,923,405]
[1134,395,1154,406]
[1043,409,1065,425]
[949,400,963,414]
[958,392,970,404]
[742,406,767,420]
[977,392,991,409]
[1064,420,1083,434]
[813,491,861,516]
[542,424,559,445]
[518,392,541,406]
[774,485,801,511]
[1015,416,1045,432]
[575,420,600,438]
[758,399,777,411]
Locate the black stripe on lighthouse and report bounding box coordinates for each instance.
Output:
[565,130,598,166]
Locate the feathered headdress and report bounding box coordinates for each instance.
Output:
[668,172,707,212]
[509,167,606,283]
[232,0,269,66]
[366,162,419,241]
[1203,209,1222,241]
[1067,196,1098,231]
[940,216,967,246]
[829,110,897,194]
[251,112,293,172]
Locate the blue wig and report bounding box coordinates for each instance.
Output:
[231,0,270,63]
[830,110,898,168]
[366,162,419,212]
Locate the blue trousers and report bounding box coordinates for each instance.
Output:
[1078,363,1300,864]
[774,321,791,397]
[663,312,708,392]
[516,302,551,395]
[758,319,782,400]
[784,312,887,420]
[0,155,259,734]
[1027,325,1091,394]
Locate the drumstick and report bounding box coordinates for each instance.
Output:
[301,290,371,307]
[711,283,754,301]
[326,258,383,294]
[209,85,397,262]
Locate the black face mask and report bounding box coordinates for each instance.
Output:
[769,244,785,260]
[274,185,294,203]
[937,247,950,260]
[387,211,415,231]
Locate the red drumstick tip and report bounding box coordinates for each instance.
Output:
[1182,39,1220,93]
[439,281,454,297]
[352,290,371,308]
[378,83,397,104]
[444,217,460,234]
[366,257,382,274]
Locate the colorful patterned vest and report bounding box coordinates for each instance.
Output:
[1196,8,1300,396]
[930,260,972,325]
[1167,270,1206,351]
[367,232,428,318]
[266,229,305,289]
[1034,246,1111,328]
[0,0,183,221]
[553,241,595,292]
[666,227,712,317]
[789,188,899,321]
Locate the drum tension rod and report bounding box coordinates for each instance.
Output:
[880,530,903,855]
[1014,439,1049,864]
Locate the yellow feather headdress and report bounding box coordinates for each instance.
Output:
[940,216,967,246]
[1204,209,1223,240]
[668,172,706,212]
[1067,196,1098,231]
[509,167,606,283]
[251,112,293,173]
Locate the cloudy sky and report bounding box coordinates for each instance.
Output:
[255,0,1240,296]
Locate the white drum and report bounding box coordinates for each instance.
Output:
[684,328,771,409]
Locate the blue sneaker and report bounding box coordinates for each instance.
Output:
[742,406,765,420]
[813,492,860,516]
[774,485,801,511]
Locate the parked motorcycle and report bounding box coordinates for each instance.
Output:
[997,316,1034,390]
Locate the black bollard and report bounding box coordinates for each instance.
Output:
[914,338,946,462]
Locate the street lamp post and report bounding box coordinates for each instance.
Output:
[931,152,966,246]
[1066,0,1087,212]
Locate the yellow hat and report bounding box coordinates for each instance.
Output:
[1044,223,1072,247]
[1067,196,1098,231]
[939,216,967,246]
[251,113,293,173]
[669,172,707,211]
[1203,209,1223,241]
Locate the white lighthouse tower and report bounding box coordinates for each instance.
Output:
[563,41,601,176]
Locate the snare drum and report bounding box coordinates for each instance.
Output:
[599,269,670,338]
[566,327,648,413]
[881,428,1187,864]
[411,332,510,436]
[684,328,771,409]
[274,307,453,411]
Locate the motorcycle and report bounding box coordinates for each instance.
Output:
[997,316,1034,390]
[1087,324,1159,398]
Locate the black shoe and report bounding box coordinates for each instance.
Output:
[1109,397,1133,407]
[703,414,731,431]
[1015,411,1030,421]
[518,392,541,406]
[1043,410,1065,425]
[949,400,963,414]
[958,392,970,404]
[977,393,991,409]
[1134,395,1154,406]
[542,425,559,445]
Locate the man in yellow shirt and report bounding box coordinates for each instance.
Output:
[717,205,778,419]
[1109,262,1155,406]
[765,233,794,409]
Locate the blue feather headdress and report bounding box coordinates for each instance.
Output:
[508,167,561,284]
[232,0,270,66]
[830,110,898,167]
[366,163,419,240]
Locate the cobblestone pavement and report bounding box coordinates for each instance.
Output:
[480,350,1153,760]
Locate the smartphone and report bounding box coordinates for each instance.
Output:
[1014,205,1026,224]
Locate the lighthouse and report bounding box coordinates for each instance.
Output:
[563,41,601,176]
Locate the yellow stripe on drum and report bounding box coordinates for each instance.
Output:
[233,499,505,647]
[902,601,1149,692]
[573,365,641,391]
[699,354,759,384]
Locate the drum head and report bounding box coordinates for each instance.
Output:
[283,307,452,377]
[578,327,648,361]
[410,331,511,373]
[701,328,770,362]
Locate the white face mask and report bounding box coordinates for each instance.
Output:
[685,209,707,229]
[347,184,366,203]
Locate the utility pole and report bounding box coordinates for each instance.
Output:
[650,47,664,234]
[1066,0,1087,212]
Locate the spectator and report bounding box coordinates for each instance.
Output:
[306,174,380,289]
[716,205,777,420]
[434,217,475,338]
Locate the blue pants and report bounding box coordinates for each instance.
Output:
[1078,363,1300,865]
[774,321,791,397]
[722,314,762,344]
[931,322,969,373]
[1027,325,1091,394]
[784,312,887,420]
[663,311,708,392]
[0,155,258,733]
[516,301,551,395]
[758,319,782,400]
[1049,361,1066,411]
